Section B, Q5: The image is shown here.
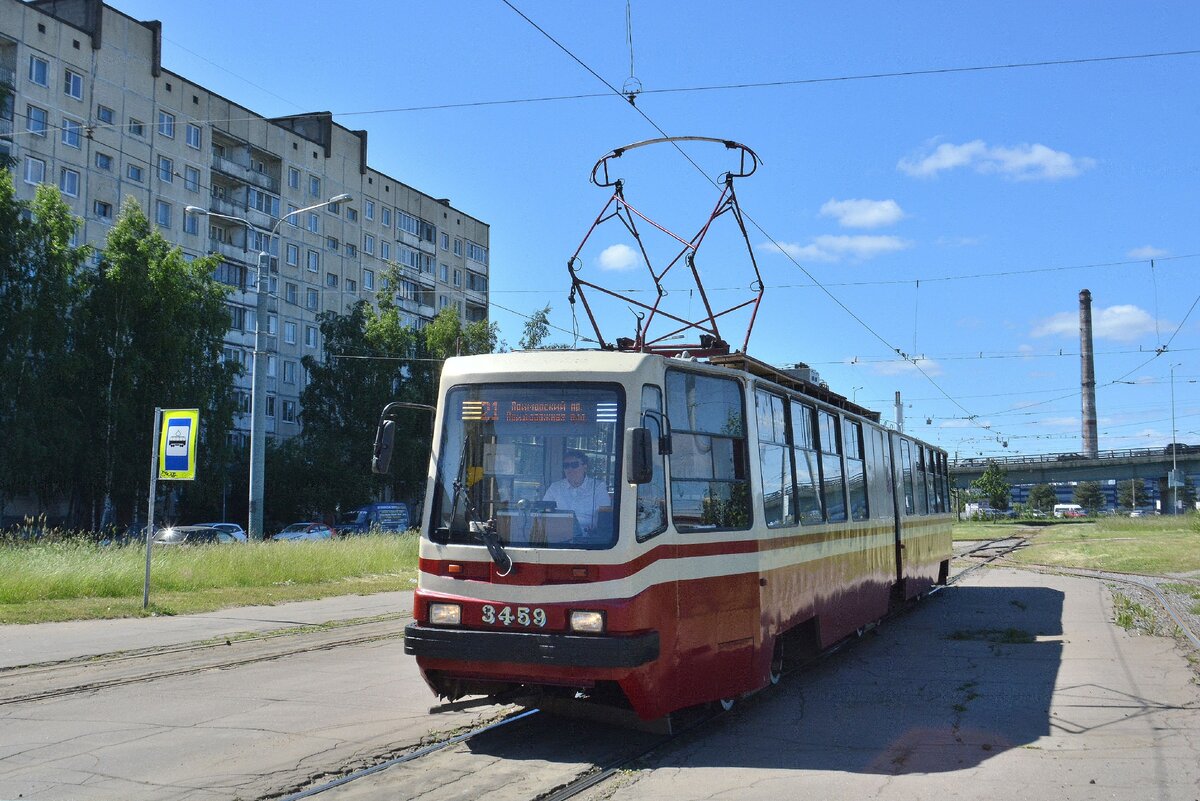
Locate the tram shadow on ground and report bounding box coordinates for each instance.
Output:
[675,585,1065,775]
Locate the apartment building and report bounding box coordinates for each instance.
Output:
[0,0,490,443]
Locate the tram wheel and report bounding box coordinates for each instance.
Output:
[769,641,784,685]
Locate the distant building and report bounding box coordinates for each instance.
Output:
[0,0,490,445]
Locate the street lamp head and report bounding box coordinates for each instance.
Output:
[185,205,208,215]
[330,193,353,204]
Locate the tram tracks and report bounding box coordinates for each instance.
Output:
[0,614,406,706]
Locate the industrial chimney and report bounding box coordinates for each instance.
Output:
[1079,289,1098,457]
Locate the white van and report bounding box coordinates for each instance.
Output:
[1053,503,1084,518]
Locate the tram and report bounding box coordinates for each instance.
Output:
[377,348,953,721]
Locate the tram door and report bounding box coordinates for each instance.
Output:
[887,432,908,588]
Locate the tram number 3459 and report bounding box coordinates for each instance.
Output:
[481,604,547,628]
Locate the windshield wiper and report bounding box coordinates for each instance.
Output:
[450,449,512,576]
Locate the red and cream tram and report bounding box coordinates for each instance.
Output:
[385,349,952,721]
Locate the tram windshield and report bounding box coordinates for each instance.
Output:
[431,383,623,549]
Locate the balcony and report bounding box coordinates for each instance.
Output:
[211,154,279,194]
[208,196,242,219]
[0,117,11,138]
[209,238,249,264]
[0,65,14,87]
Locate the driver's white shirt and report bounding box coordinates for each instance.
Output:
[543,476,606,530]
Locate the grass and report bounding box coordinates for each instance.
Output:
[0,535,420,624]
[1112,592,1157,633]
[1005,516,1200,575]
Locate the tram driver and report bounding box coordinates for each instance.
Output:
[542,449,611,538]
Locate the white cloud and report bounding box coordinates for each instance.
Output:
[1031,304,1160,343]
[869,357,942,377]
[819,198,905,229]
[1127,245,1170,260]
[898,139,1095,181]
[759,234,911,263]
[597,243,639,271]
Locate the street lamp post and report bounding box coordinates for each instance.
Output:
[186,193,351,540]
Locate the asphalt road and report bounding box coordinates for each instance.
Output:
[0,568,1197,801]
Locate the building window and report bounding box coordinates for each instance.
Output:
[306,250,319,272]
[308,175,320,197]
[155,200,171,228]
[365,200,374,220]
[59,167,80,197]
[345,278,357,292]
[61,118,82,148]
[282,400,297,423]
[284,322,297,345]
[305,325,318,347]
[381,207,391,227]
[157,110,175,138]
[183,210,199,234]
[96,104,114,125]
[28,55,49,87]
[453,269,462,288]
[127,164,143,182]
[247,187,280,217]
[307,213,319,233]
[345,243,357,257]
[325,272,338,288]
[380,241,390,261]
[346,207,358,222]
[265,395,275,418]
[326,201,340,215]
[95,152,112,171]
[363,269,374,290]
[397,211,420,237]
[184,165,200,192]
[453,238,463,256]
[285,243,299,266]
[157,155,173,182]
[26,105,47,136]
[24,156,45,185]
[466,241,488,264]
[94,200,113,220]
[363,233,375,255]
[186,123,201,149]
[325,236,338,252]
[305,288,318,310]
[439,263,449,282]
[288,167,299,189]
[283,360,296,384]
[63,69,83,100]
[228,305,246,331]
[287,204,299,226]
[129,118,145,137]
[440,232,449,250]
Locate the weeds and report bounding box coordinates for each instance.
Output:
[1112,592,1157,633]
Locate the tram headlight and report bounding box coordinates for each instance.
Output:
[569,610,605,634]
[428,603,461,626]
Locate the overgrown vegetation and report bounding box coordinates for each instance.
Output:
[1112,592,1157,633]
[1008,516,1200,574]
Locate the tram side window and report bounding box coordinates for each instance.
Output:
[914,444,929,514]
[843,418,868,521]
[636,385,668,540]
[929,448,943,512]
[666,370,751,531]
[756,390,794,528]
[817,410,846,522]
[900,438,915,515]
[790,400,824,524]
[938,451,950,512]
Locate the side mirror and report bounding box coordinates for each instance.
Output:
[626,427,654,484]
[372,419,396,474]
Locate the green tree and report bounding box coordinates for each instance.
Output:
[0,177,89,523]
[970,462,1011,510]
[1072,481,1105,513]
[423,305,498,359]
[518,304,570,350]
[75,199,237,527]
[1026,484,1058,513]
[1116,479,1149,510]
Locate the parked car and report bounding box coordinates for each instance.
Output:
[153,525,238,546]
[335,502,410,537]
[195,522,247,542]
[270,522,334,542]
[1163,443,1200,455]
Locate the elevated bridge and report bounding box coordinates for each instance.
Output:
[951,446,1200,489]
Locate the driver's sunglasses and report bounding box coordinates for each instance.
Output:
[562,461,584,469]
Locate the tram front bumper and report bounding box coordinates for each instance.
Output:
[404,623,659,669]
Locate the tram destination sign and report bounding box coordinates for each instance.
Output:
[461,400,618,424]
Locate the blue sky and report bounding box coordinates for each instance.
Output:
[111,0,1199,459]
